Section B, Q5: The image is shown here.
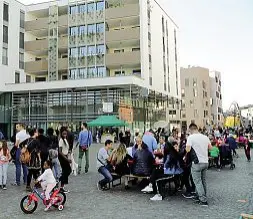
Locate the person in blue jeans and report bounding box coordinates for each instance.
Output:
[97,140,113,190]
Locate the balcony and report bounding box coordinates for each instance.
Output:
[25,37,68,53]
[25,58,68,74]
[106,27,140,43]
[105,4,139,20]
[106,51,140,68]
[25,14,68,31]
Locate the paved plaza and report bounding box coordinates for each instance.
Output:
[1,145,253,219]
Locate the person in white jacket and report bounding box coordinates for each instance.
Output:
[36,160,56,211]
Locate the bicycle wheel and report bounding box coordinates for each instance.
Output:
[53,191,66,208]
[20,195,38,214]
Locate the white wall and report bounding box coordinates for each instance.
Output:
[0,0,26,90]
[140,0,180,98]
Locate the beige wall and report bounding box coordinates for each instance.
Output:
[180,66,211,128]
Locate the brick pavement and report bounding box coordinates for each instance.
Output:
[0,145,253,219]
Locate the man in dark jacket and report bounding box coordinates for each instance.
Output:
[37,128,50,173]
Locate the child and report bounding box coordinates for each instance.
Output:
[210,141,220,170]
[37,160,57,211]
[0,141,10,190]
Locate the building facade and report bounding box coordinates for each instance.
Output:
[1,0,180,136]
[0,0,26,136]
[180,66,211,129]
[240,105,253,127]
[209,71,223,125]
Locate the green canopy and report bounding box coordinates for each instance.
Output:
[88,115,126,127]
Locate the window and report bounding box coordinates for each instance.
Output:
[220,94,222,100]
[2,47,8,65]
[148,32,151,41]
[69,5,77,14]
[206,101,208,107]
[202,81,206,89]
[97,67,106,77]
[132,48,140,51]
[3,25,8,44]
[115,71,125,76]
[216,91,219,98]
[149,54,152,62]
[162,16,165,33]
[193,88,197,97]
[87,45,96,55]
[69,48,78,57]
[149,77,152,85]
[79,4,86,13]
[69,69,78,79]
[88,67,97,77]
[169,110,176,115]
[205,91,207,97]
[35,77,46,82]
[19,32,24,49]
[79,26,87,35]
[88,24,96,34]
[96,1,104,11]
[147,10,150,19]
[70,27,78,36]
[15,72,20,83]
[96,23,104,33]
[62,75,68,80]
[97,44,105,54]
[194,109,198,117]
[185,78,189,86]
[87,3,95,12]
[26,75,31,83]
[19,52,24,69]
[20,11,25,28]
[219,80,221,86]
[181,89,185,97]
[193,78,197,87]
[79,68,87,79]
[79,47,87,57]
[3,3,8,22]
[114,49,124,53]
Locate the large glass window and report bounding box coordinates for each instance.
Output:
[2,47,8,65]
[97,67,106,77]
[19,52,24,69]
[79,4,86,13]
[87,45,96,55]
[69,48,78,57]
[69,69,78,79]
[79,68,87,78]
[96,1,105,11]
[3,3,8,22]
[70,27,78,36]
[97,44,105,54]
[3,25,8,44]
[88,67,97,77]
[15,72,20,83]
[79,25,87,35]
[87,3,95,12]
[96,23,104,33]
[79,47,87,57]
[88,24,96,34]
[69,5,78,14]
[19,32,24,49]
[20,11,25,28]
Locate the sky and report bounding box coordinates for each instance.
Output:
[20,0,253,110]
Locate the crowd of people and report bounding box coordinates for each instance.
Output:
[0,122,251,211]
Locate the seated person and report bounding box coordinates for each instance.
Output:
[142,141,183,201]
[132,136,154,176]
[97,140,114,191]
[154,136,166,158]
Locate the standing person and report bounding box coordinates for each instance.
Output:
[142,129,158,154]
[186,123,212,207]
[125,129,131,148]
[97,140,113,191]
[78,123,92,174]
[58,128,72,193]
[0,141,10,189]
[13,123,29,186]
[244,136,251,162]
[26,129,41,191]
[226,134,238,157]
[37,129,50,173]
[0,130,4,140]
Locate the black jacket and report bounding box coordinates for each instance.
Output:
[37,135,50,155]
[114,154,132,176]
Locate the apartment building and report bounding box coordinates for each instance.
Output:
[0,0,26,136]
[180,66,211,129]
[209,71,223,125]
[1,0,180,135]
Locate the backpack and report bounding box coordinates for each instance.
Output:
[20,139,34,164]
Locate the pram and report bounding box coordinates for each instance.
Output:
[220,144,235,170]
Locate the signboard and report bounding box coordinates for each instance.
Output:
[103,102,113,113]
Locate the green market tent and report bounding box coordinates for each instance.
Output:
[88,115,127,127]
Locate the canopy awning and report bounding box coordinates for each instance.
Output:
[88,115,127,127]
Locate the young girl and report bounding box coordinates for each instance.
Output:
[0,141,10,190]
[37,160,56,211]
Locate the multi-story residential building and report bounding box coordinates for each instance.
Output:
[209,70,223,125]
[180,66,211,129]
[0,0,26,136]
[0,0,180,136]
[240,105,253,127]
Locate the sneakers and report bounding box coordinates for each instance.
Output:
[197,201,209,207]
[150,194,163,201]
[61,187,70,194]
[85,170,88,174]
[44,201,52,212]
[97,182,109,191]
[2,185,7,190]
[11,182,20,186]
[182,192,195,199]
[141,184,153,193]
[97,182,102,191]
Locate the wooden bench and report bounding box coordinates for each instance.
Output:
[240,213,253,219]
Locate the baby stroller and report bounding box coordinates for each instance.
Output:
[220,144,235,170]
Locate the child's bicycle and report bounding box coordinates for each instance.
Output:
[20,183,66,214]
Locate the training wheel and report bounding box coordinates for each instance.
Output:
[58,205,64,211]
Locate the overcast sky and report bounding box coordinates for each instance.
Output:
[20,0,253,110]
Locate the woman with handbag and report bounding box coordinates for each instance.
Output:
[58,127,72,193]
